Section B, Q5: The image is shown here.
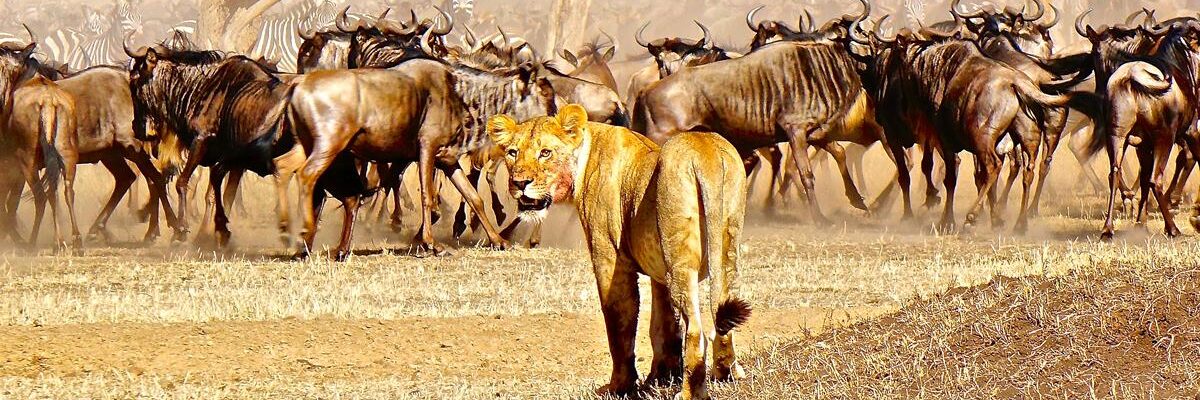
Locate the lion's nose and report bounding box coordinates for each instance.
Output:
[512,179,533,191]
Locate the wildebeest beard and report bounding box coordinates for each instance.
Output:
[130,51,293,175]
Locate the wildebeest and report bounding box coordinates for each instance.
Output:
[3,74,78,249]
[844,5,1070,232]
[633,0,882,224]
[123,44,297,249]
[557,32,619,92]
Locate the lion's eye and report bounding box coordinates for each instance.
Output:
[507,149,518,158]
[540,149,552,158]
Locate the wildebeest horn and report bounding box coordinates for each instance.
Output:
[1125,8,1149,26]
[1023,0,1045,22]
[22,24,35,45]
[874,14,897,43]
[431,5,453,35]
[464,25,479,49]
[636,21,651,48]
[746,5,764,32]
[376,8,391,25]
[336,5,355,32]
[950,0,987,20]
[801,9,815,32]
[1076,9,1093,37]
[498,26,510,47]
[420,27,435,55]
[123,32,146,58]
[856,0,871,24]
[1145,22,1171,36]
[409,9,418,27]
[601,30,616,49]
[695,21,712,48]
[1038,3,1060,29]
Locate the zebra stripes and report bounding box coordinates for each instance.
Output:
[247,0,342,73]
[36,1,142,70]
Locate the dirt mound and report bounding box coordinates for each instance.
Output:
[715,263,1200,398]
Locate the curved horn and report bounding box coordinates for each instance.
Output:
[336,5,355,32]
[420,27,435,55]
[1038,3,1060,29]
[498,26,510,46]
[1076,8,1093,37]
[1145,22,1170,36]
[874,14,897,43]
[848,6,873,45]
[1024,0,1045,22]
[803,9,815,32]
[636,21,651,48]
[746,5,764,32]
[951,0,988,20]
[464,25,479,49]
[695,20,712,47]
[377,7,391,24]
[123,31,146,58]
[1124,8,1149,25]
[431,5,453,35]
[855,0,871,22]
[22,24,35,45]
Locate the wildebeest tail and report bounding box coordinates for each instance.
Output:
[248,84,298,174]
[609,103,630,128]
[35,101,65,197]
[1013,79,1070,108]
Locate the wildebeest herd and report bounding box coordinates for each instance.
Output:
[1,0,1199,252]
[4,0,1200,398]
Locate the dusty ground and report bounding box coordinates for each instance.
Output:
[0,150,1196,398]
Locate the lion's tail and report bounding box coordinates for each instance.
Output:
[693,133,752,336]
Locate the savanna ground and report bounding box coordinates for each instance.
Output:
[2,147,1200,398]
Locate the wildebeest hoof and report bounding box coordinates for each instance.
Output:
[937,221,956,234]
[849,196,869,211]
[487,239,510,251]
[1166,225,1182,238]
[171,230,188,243]
[1100,230,1115,241]
[214,231,231,248]
[411,241,448,257]
[333,250,350,262]
[291,249,310,261]
[87,228,114,244]
[594,382,637,398]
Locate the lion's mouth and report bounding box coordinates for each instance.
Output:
[516,195,552,212]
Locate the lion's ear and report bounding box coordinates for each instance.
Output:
[555,104,589,145]
[487,114,518,146]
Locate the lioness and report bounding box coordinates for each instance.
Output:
[488,104,751,399]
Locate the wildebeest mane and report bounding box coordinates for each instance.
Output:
[450,63,554,154]
[1143,28,1199,101]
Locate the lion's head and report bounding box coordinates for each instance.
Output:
[487,104,590,221]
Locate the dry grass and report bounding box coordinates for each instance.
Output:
[3,154,1200,398]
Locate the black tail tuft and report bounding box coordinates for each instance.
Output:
[609,106,630,128]
[715,298,752,336]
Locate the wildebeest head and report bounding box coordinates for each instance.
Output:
[0,26,38,112]
[745,5,812,49]
[635,21,728,78]
[952,0,1056,57]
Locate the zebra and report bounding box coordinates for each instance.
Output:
[247,0,344,73]
[66,4,143,70]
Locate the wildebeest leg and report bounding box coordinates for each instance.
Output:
[1069,123,1106,193]
[174,137,210,242]
[922,146,941,208]
[444,165,508,250]
[1133,144,1154,231]
[452,162,480,240]
[817,141,868,212]
[963,149,1003,230]
[0,180,24,244]
[1149,136,1181,237]
[389,161,412,230]
[272,147,303,246]
[60,149,81,249]
[785,124,828,225]
[128,153,179,243]
[761,146,784,213]
[485,160,507,229]
[1013,125,1044,234]
[331,194,359,262]
[1029,109,1068,217]
[998,148,1021,212]
[1101,135,1131,240]
[20,156,46,249]
[888,143,915,220]
[223,168,245,218]
[411,148,444,256]
[208,165,231,248]
[937,150,960,232]
[1167,145,1194,209]
[849,144,868,192]
[87,157,137,243]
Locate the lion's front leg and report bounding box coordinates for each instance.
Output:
[591,249,641,397]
